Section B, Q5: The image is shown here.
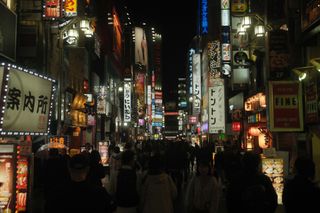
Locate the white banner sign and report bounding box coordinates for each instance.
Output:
[124,83,131,122]
[192,53,201,115]
[209,79,226,134]
[1,67,54,134]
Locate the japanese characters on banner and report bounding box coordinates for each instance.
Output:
[269,81,303,132]
[209,79,226,134]
[123,82,131,122]
[192,54,201,115]
[0,64,55,135]
[201,0,208,34]
[208,41,221,84]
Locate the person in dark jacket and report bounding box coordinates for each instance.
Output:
[283,156,320,213]
[56,153,114,213]
[87,150,106,187]
[109,150,140,213]
[226,152,277,213]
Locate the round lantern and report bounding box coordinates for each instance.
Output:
[258,133,269,149]
[248,126,260,136]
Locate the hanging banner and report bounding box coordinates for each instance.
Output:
[192,54,201,115]
[269,81,303,131]
[209,79,226,134]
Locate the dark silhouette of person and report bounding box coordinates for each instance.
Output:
[43,148,70,213]
[226,152,277,213]
[283,156,320,213]
[55,154,114,213]
[87,150,106,187]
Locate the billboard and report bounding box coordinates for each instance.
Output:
[113,7,122,61]
[134,27,148,72]
[209,79,226,134]
[0,64,55,135]
[269,81,303,131]
[0,3,17,61]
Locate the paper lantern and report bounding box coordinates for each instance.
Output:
[248,126,260,136]
[258,133,269,149]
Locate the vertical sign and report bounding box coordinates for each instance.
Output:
[269,81,303,131]
[124,82,131,122]
[305,74,319,124]
[209,79,226,134]
[201,0,208,34]
[208,41,221,84]
[192,54,201,115]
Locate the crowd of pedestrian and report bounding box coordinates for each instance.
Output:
[35,140,320,213]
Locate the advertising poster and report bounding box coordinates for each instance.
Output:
[269,81,303,132]
[134,27,148,72]
[16,158,28,211]
[0,153,14,212]
[1,67,54,134]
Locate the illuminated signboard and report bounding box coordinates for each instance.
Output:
[192,54,201,115]
[64,0,77,17]
[124,82,131,122]
[209,79,226,134]
[0,64,56,135]
[201,0,208,34]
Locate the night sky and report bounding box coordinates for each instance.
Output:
[126,0,198,102]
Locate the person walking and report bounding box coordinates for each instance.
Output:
[109,150,140,213]
[186,159,220,213]
[140,154,177,213]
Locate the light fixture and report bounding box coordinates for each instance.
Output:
[66,29,79,45]
[242,16,251,29]
[254,25,265,37]
[80,20,89,31]
[84,28,93,38]
[237,23,246,35]
[310,58,320,72]
[292,66,313,81]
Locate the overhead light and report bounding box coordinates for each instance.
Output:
[237,23,246,35]
[80,20,89,31]
[292,66,313,81]
[310,58,320,72]
[254,25,265,37]
[242,16,251,29]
